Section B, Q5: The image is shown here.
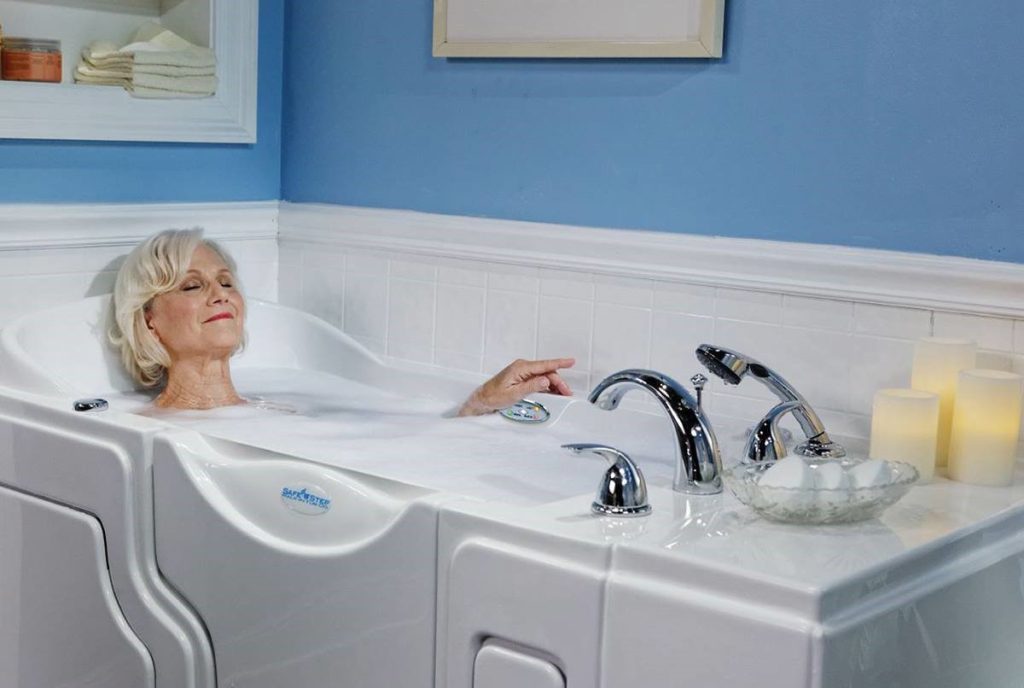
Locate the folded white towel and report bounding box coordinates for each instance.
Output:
[75,63,131,80]
[73,73,128,87]
[128,85,214,99]
[76,24,217,98]
[78,55,212,78]
[130,48,215,69]
[132,73,217,94]
[83,40,121,60]
[129,21,193,50]
[133,64,214,77]
[83,28,215,68]
[119,22,215,68]
[82,54,133,70]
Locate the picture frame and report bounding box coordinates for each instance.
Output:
[433,0,725,59]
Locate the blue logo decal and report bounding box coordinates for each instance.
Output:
[280,485,332,515]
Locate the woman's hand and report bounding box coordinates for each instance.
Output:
[458,357,575,417]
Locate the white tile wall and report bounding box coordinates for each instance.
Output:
[933,311,1015,351]
[278,239,1024,442]
[390,258,437,282]
[649,311,714,385]
[540,269,594,301]
[653,281,716,316]
[387,278,435,363]
[0,237,277,326]
[853,303,932,340]
[716,288,782,324]
[594,275,653,309]
[537,296,592,365]
[782,295,853,332]
[485,263,539,293]
[301,267,345,327]
[436,284,485,357]
[277,243,303,306]
[484,289,538,364]
[439,261,488,288]
[592,303,651,382]
[846,336,915,412]
[341,272,384,341]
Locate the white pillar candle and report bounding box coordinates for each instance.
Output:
[948,369,1024,487]
[911,337,977,467]
[869,389,940,482]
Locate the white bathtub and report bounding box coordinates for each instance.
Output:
[1,296,1023,688]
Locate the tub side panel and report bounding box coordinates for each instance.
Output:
[822,549,1024,687]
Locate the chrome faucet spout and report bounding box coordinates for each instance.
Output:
[588,369,723,495]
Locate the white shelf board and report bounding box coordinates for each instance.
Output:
[7,0,160,15]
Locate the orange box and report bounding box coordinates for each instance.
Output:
[1,38,62,83]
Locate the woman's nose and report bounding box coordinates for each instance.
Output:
[209,283,229,303]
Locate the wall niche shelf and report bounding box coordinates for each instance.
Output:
[0,0,257,143]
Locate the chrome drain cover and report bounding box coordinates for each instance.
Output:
[500,399,550,424]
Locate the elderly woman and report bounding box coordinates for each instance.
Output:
[110,228,574,414]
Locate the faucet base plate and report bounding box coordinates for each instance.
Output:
[592,502,652,518]
[796,439,847,459]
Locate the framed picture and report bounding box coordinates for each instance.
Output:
[433,0,725,59]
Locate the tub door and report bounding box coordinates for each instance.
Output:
[0,485,153,688]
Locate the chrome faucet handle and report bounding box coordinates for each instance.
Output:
[690,373,708,410]
[563,443,652,517]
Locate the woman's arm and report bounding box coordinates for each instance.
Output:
[457,357,575,417]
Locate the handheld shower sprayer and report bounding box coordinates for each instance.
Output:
[695,344,845,459]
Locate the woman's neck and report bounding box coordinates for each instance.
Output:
[156,357,243,409]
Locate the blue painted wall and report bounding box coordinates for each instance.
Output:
[0,0,284,203]
[281,1,1024,262]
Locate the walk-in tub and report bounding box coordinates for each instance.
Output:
[1,296,1023,687]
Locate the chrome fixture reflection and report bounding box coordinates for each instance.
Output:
[563,443,651,517]
[695,344,845,459]
[588,369,722,495]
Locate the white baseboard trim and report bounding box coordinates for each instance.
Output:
[280,202,1024,319]
[0,201,279,251]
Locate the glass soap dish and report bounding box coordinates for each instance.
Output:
[725,458,919,525]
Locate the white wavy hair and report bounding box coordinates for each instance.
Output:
[109,228,243,388]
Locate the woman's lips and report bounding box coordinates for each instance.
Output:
[203,312,234,323]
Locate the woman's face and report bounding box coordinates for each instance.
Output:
[145,244,245,362]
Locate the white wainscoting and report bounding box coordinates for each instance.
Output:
[279,202,1024,440]
[0,201,278,326]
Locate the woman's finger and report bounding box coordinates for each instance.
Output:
[545,372,572,396]
[517,357,576,377]
[521,375,552,397]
